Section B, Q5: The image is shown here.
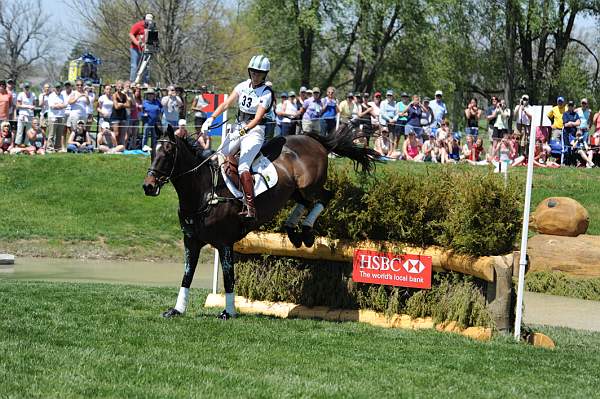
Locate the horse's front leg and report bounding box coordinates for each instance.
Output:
[217,244,236,320]
[163,215,204,318]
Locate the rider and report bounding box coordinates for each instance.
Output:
[201,55,273,222]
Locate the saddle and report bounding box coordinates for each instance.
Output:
[223,136,286,189]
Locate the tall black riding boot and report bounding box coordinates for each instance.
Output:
[239,171,257,221]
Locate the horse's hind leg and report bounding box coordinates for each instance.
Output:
[217,244,236,319]
[300,188,333,247]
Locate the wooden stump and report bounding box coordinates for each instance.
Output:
[527,234,600,277]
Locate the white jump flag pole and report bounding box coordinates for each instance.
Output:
[514,105,543,340]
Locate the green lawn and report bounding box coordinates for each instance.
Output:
[0,280,599,398]
[0,154,599,260]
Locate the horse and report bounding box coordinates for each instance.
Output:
[143,123,378,319]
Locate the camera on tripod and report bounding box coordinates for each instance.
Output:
[144,20,159,54]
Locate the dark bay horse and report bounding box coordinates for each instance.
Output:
[143,124,377,319]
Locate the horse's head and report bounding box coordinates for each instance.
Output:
[143,125,178,197]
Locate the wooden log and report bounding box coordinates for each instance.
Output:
[234,232,497,282]
[527,234,600,278]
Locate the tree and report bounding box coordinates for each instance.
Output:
[0,0,55,81]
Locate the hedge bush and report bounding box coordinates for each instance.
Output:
[525,271,600,302]
[235,255,494,328]
[262,164,522,256]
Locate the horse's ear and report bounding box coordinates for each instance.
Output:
[166,124,175,141]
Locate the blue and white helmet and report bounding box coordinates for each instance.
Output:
[248,55,271,73]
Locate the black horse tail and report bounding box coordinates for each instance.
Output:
[307,123,379,173]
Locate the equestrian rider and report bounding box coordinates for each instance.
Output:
[201,55,273,222]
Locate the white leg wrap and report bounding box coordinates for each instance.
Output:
[225,292,236,316]
[302,203,325,228]
[174,287,189,313]
[284,203,306,227]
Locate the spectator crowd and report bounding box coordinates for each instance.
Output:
[1,76,599,169]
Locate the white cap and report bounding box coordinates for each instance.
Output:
[178,119,187,127]
[145,13,153,21]
[101,121,110,130]
[435,90,443,96]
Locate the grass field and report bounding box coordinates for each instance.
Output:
[1,154,599,260]
[0,280,599,398]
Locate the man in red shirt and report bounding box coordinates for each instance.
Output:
[0,81,12,123]
[129,13,153,83]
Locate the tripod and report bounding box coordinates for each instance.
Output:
[134,51,152,85]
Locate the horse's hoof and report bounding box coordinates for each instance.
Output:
[162,308,183,318]
[285,225,303,248]
[301,225,315,248]
[217,310,235,320]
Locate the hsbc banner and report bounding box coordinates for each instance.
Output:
[352,249,432,289]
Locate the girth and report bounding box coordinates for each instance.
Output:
[238,111,268,126]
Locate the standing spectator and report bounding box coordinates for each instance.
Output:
[161,85,182,128]
[67,80,90,138]
[395,92,410,140]
[61,81,74,138]
[576,98,592,138]
[547,96,566,141]
[6,79,17,131]
[97,121,125,153]
[25,118,46,155]
[274,92,286,136]
[403,95,424,140]
[379,90,398,148]
[420,98,435,138]
[562,100,581,146]
[464,98,481,139]
[320,87,339,135]
[129,14,153,83]
[67,120,94,153]
[128,85,143,149]
[15,82,37,146]
[300,87,322,134]
[514,94,533,155]
[191,85,209,132]
[97,85,114,127]
[368,92,382,135]
[47,82,67,152]
[493,99,510,144]
[84,81,96,132]
[38,83,51,132]
[358,94,375,145]
[0,80,12,124]
[111,81,131,146]
[175,86,187,120]
[294,87,308,134]
[486,96,499,141]
[277,91,298,137]
[0,121,14,154]
[338,92,357,125]
[141,88,162,150]
[175,119,189,138]
[430,90,447,127]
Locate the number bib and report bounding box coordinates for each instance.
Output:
[234,79,273,115]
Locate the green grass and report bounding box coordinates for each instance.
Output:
[1,154,599,260]
[0,280,599,398]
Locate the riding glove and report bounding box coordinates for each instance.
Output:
[201,117,214,133]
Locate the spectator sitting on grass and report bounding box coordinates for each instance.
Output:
[402,130,423,161]
[195,124,213,159]
[512,139,550,168]
[25,118,46,155]
[589,130,600,166]
[0,121,13,154]
[373,126,401,160]
[571,130,594,168]
[175,119,188,138]
[463,135,487,165]
[97,121,124,154]
[422,133,439,163]
[67,120,94,153]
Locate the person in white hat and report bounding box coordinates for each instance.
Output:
[201,55,274,222]
[430,90,447,127]
[97,121,124,153]
[514,94,533,155]
[175,118,188,138]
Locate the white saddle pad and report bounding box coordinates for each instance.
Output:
[221,154,279,199]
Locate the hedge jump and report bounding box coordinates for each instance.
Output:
[232,232,516,332]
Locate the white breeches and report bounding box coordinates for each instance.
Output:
[220,124,265,173]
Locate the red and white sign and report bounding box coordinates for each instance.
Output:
[352,249,432,289]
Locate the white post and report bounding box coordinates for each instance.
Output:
[212,248,219,294]
[514,105,543,340]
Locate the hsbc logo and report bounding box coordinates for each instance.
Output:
[403,259,426,274]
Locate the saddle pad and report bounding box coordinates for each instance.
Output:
[221,154,279,199]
